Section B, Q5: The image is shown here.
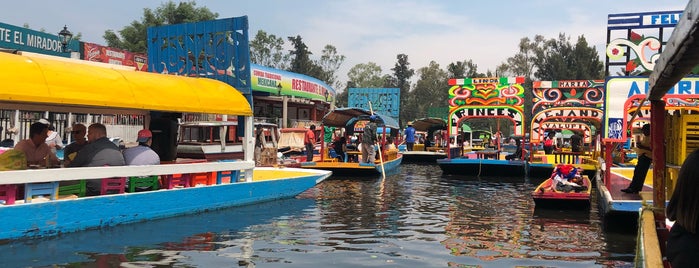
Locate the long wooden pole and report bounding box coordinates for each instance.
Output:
[368,101,386,179]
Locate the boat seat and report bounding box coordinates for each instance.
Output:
[59,180,86,197]
[0,184,17,205]
[188,172,215,187]
[100,177,126,195]
[163,174,190,189]
[216,170,240,184]
[127,175,160,193]
[24,182,59,203]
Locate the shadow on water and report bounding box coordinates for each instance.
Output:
[0,198,315,268]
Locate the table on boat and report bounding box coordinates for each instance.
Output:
[346,151,361,162]
[475,150,500,160]
[553,151,583,164]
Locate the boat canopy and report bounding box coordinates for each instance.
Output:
[411,117,447,132]
[0,52,252,116]
[322,107,399,129]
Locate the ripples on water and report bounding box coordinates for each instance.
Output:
[0,164,636,267]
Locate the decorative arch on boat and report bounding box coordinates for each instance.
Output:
[538,121,593,143]
[530,107,603,143]
[530,80,604,143]
[447,77,526,138]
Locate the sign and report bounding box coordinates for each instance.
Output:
[83,42,148,71]
[348,88,400,121]
[0,22,79,57]
[605,77,699,141]
[449,106,524,136]
[530,107,603,142]
[607,11,682,30]
[251,64,335,103]
[538,122,592,143]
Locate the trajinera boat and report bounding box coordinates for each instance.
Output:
[300,107,402,177]
[532,164,592,209]
[0,51,331,241]
[437,76,529,177]
[401,117,447,163]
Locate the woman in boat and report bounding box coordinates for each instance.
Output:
[666,149,699,267]
[550,164,585,193]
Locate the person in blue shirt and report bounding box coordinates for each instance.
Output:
[404,122,416,151]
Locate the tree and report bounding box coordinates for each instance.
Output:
[408,61,449,120]
[288,35,323,78]
[250,30,290,70]
[103,1,218,53]
[346,62,384,88]
[390,54,415,126]
[533,33,603,80]
[447,59,482,78]
[316,45,346,89]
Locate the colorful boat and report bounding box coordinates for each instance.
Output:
[438,76,529,177]
[300,107,402,177]
[0,51,331,240]
[401,117,447,163]
[532,164,592,209]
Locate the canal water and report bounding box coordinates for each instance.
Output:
[0,164,637,267]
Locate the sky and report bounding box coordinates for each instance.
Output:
[1,0,689,87]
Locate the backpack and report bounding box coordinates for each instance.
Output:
[544,138,553,147]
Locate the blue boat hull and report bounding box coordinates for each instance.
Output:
[437,158,527,177]
[0,171,330,241]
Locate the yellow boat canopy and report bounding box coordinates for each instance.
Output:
[0,52,252,116]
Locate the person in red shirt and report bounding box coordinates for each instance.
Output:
[304,125,316,162]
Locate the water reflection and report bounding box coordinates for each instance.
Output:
[0,164,636,267]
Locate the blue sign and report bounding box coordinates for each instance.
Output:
[608,10,683,30]
[0,22,78,57]
[348,88,400,122]
[147,17,251,94]
[608,118,624,140]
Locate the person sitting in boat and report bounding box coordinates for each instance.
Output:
[550,164,586,193]
[68,123,126,196]
[63,123,88,167]
[123,129,160,166]
[14,121,60,168]
[505,138,523,160]
[332,136,347,162]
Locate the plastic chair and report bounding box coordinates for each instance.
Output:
[100,177,126,195]
[0,184,17,205]
[188,172,214,187]
[127,175,160,193]
[24,182,59,203]
[59,180,86,197]
[216,170,241,184]
[163,174,189,189]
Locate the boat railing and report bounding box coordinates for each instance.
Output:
[0,160,255,187]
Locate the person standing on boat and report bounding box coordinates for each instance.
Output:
[254,126,265,165]
[666,149,699,267]
[404,122,416,151]
[621,124,651,194]
[14,121,60,167]
[304,125,316,162]
[543,131,556,155]
[570,130,583,153]
[362,115,378,163]
[68,123,125,196]
[123,129,160,166]
[63,123,87,167]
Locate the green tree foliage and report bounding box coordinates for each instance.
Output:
[103,1,218,53]
[533,33,604,80]
[407,61,449,121]
[250,30,290,70]
[337,62,385,108]
[447,59,482,78]
[390,54,415,126]
[288,35,318,75]
[316,45,346,89]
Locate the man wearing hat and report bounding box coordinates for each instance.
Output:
[404,121,416,151]
[361,115,378,163]
[123,129,160,166]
